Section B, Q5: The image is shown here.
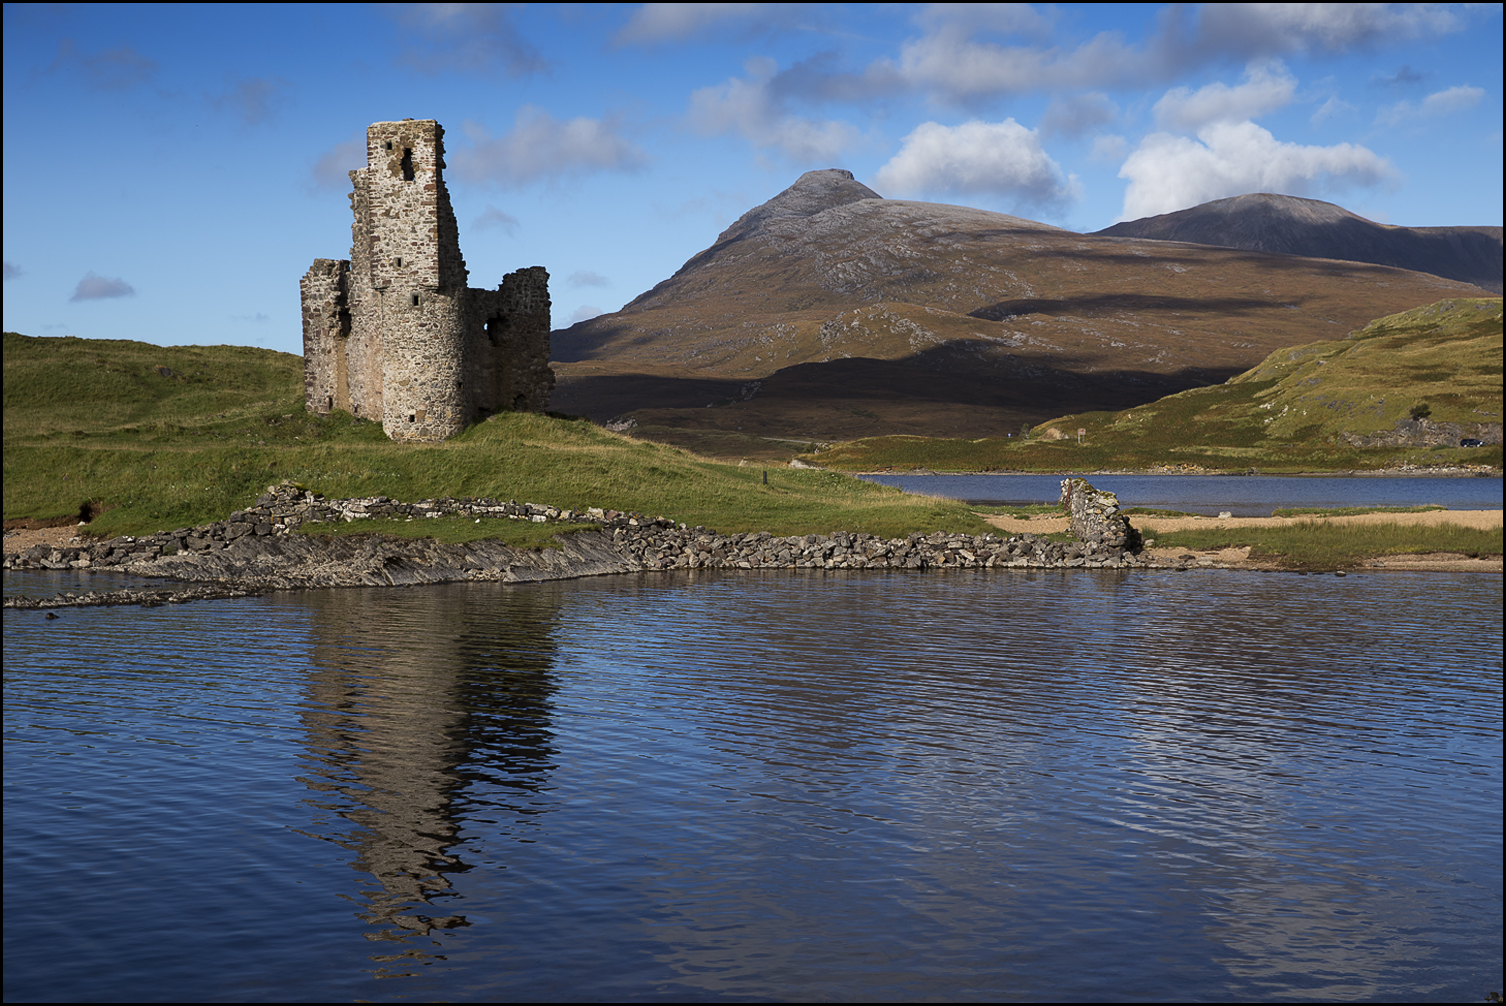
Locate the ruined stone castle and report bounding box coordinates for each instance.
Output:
[301,119,553,441]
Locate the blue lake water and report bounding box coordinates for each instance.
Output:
[4,565,1501,1002]
[858,474,1504,516]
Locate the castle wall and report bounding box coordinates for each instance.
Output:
[378,289,469,441]
[302,119,552,441]
[359,120,468,293]
[301,259,350,414]
[466,266,555,417]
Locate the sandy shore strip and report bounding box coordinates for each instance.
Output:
[982,509,1503,572]
[4,526,88,554]
[984,508,1503,535]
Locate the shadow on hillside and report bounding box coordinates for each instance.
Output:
[551,346,1241,441]
[969,293,1273,320]
[1093,218,1502,294]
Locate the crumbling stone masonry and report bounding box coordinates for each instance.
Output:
[1059,477,1140,551]
[301,119,553,441]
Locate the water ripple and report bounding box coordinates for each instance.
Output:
[4,569,1500,1002]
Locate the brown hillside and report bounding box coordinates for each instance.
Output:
[1096,193,1502,294]
[550,171,1489,447]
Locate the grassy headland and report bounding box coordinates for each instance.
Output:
[804,298,1503,473]
[3,332,990,540]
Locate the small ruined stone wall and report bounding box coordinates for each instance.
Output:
[468,267,554,415]
[300,259,350,414]
[1059,477,1138,549]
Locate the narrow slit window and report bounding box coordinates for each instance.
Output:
[401,148,415,182]
[411,294,420,307]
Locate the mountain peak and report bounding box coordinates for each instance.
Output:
[714,168,882,246]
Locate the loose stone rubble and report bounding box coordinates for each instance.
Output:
[5,481,1194,610]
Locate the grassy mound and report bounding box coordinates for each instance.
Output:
[3,332,989,539]
[806,298,1503,472]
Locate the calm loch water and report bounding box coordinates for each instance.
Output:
[4,567,1502,1002]
[859,473,1504,516]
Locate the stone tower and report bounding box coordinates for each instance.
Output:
[301,119,554,442]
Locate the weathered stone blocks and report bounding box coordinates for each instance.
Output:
[1059,477,1140,550]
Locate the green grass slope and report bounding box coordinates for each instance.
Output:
[806,298,1503,472]
[3,333,988,539]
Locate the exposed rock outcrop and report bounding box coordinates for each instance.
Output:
[1339,417,1502,448]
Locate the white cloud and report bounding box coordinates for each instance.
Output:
[1378,84,1485,125]
[390,3,546,77]
[1040,92,1118,139]
[853,4,1468,105]
[47,39,157,91]
[569,304,605,324]
[614,3,780,45]
[914,3,1054,37]
[1375,64,1426,88]
[1154,61,1296,130]
[1118,120,1396,219]
[450,107,647,185]
[1090,134,1129,163]
[1310,95,1353,124]
[873,119,1079,210]
[473,205,520,234]
[882,25,1149,101]
[70,273,135,301]
[309,138,365,191]
[1422,85,1485,115]
[567,270,610,287]
[1196,3,1462,56]
[210,77,291,126]
[688,58,860,161]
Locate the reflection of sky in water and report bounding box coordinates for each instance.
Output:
[860,473,1504,516]
[3,569,1500,1002]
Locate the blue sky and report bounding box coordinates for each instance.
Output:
[3,3,1501,357]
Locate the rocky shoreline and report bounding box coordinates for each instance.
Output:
[5,481,1172,608]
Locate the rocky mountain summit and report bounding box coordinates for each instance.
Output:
[551,172,1490,447]
[1097,193,1502,294]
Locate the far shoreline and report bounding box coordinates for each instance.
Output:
[847,466,1503,478]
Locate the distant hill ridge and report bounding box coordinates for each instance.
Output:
[550,172,1491,448]
[1096,193,1502,294]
